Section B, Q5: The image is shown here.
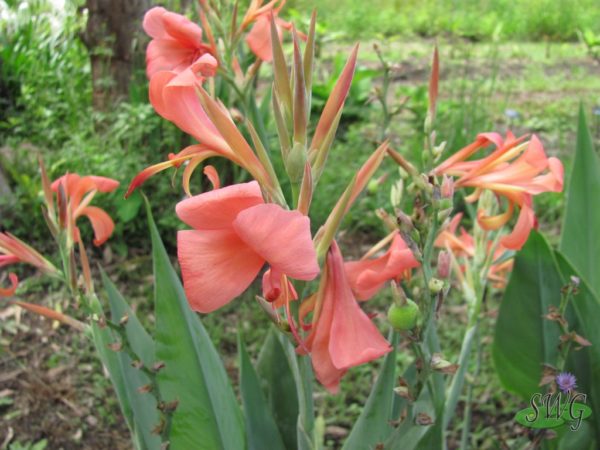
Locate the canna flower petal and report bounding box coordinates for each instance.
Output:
[232,203,319,280]
[178,229,265,313]
[499,203,536,250]
[345,233,420,301]
[50,174,118,246]
[176,181,263,230]
[143,7,215,78]
[149,63,230,156]
[79,206,115,247]
[302,241,391,392]
[0,273,18,297]
[262,268,298,308]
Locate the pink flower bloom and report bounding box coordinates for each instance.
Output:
[52,174,119,246]
[433,132,563,250]
[0,233,59,297]
[344,232,419,301]
[176,181,319,313]
[241,0,301,62]
[143,6,216,79]
[299,241,392,393]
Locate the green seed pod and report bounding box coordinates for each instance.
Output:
[388,299,420,331]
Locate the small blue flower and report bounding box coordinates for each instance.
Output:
[556,372,577,393]
[504,109,520,120]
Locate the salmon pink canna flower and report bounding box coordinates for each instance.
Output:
[176,181,319,313]
[299,241,392,392]
[433,132,563,250]
[0,232,59,296]
[241,0,302,62]
[143,6,216,79]
[345,231,420,301]
[52,174,119,246]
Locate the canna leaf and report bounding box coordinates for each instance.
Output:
[239,334,286,450]
[343,332,399,450]
[492,231,562,399]
[100,272,161,450]
[147,200,245,450]
[256,329,300,450]
[560,106,600,298]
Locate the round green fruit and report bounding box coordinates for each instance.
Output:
[388,300,420,331]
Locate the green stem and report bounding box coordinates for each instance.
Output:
[459,326,481,450]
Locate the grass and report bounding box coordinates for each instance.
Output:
[290,0,600,41]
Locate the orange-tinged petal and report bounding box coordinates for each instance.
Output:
[246,15,278,62]
[233,203,319,280]
[177,229,265,313]
[477,202,514,230]
[176,181,263,230]
[202,165,220,190]
[345,233,419,301]
[0,273,18,297]
[327,242,391,369]
[500,204,536,250]
[79,206,115,246]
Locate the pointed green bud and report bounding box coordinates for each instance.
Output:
[285,142,307,184]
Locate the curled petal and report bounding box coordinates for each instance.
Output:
[477,202,514,230]
[0,273,18,297]
[500,204,536,250]
[203,165,220,190]
[178,229,264,313]
[79,206,115,246]
[345,234,419,301]
[176,181,263,230]
[233,203,319,281]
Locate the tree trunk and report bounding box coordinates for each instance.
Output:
[81,0,150,110]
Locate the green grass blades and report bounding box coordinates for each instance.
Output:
[238,334,287,450]
[492,231,562,399]
[99,272,161,450]
[560,107,600,299]
[256,329,300,450]
[147,200,245,450]
[343,332,399,450]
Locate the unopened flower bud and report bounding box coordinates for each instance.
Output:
[437,251,451,279]
[285,142,307,183]
[441,175,454,199]
[388,299,420,331]
[428,277,444,294]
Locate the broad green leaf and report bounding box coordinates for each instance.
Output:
[343,332,399,450]
[239,335,286,450]
[90,321,134,432]
[147,201,245,450]
[256,329,299,450]
[560,106,600,297]
[492,231,562,399]
[100,272,161,450]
